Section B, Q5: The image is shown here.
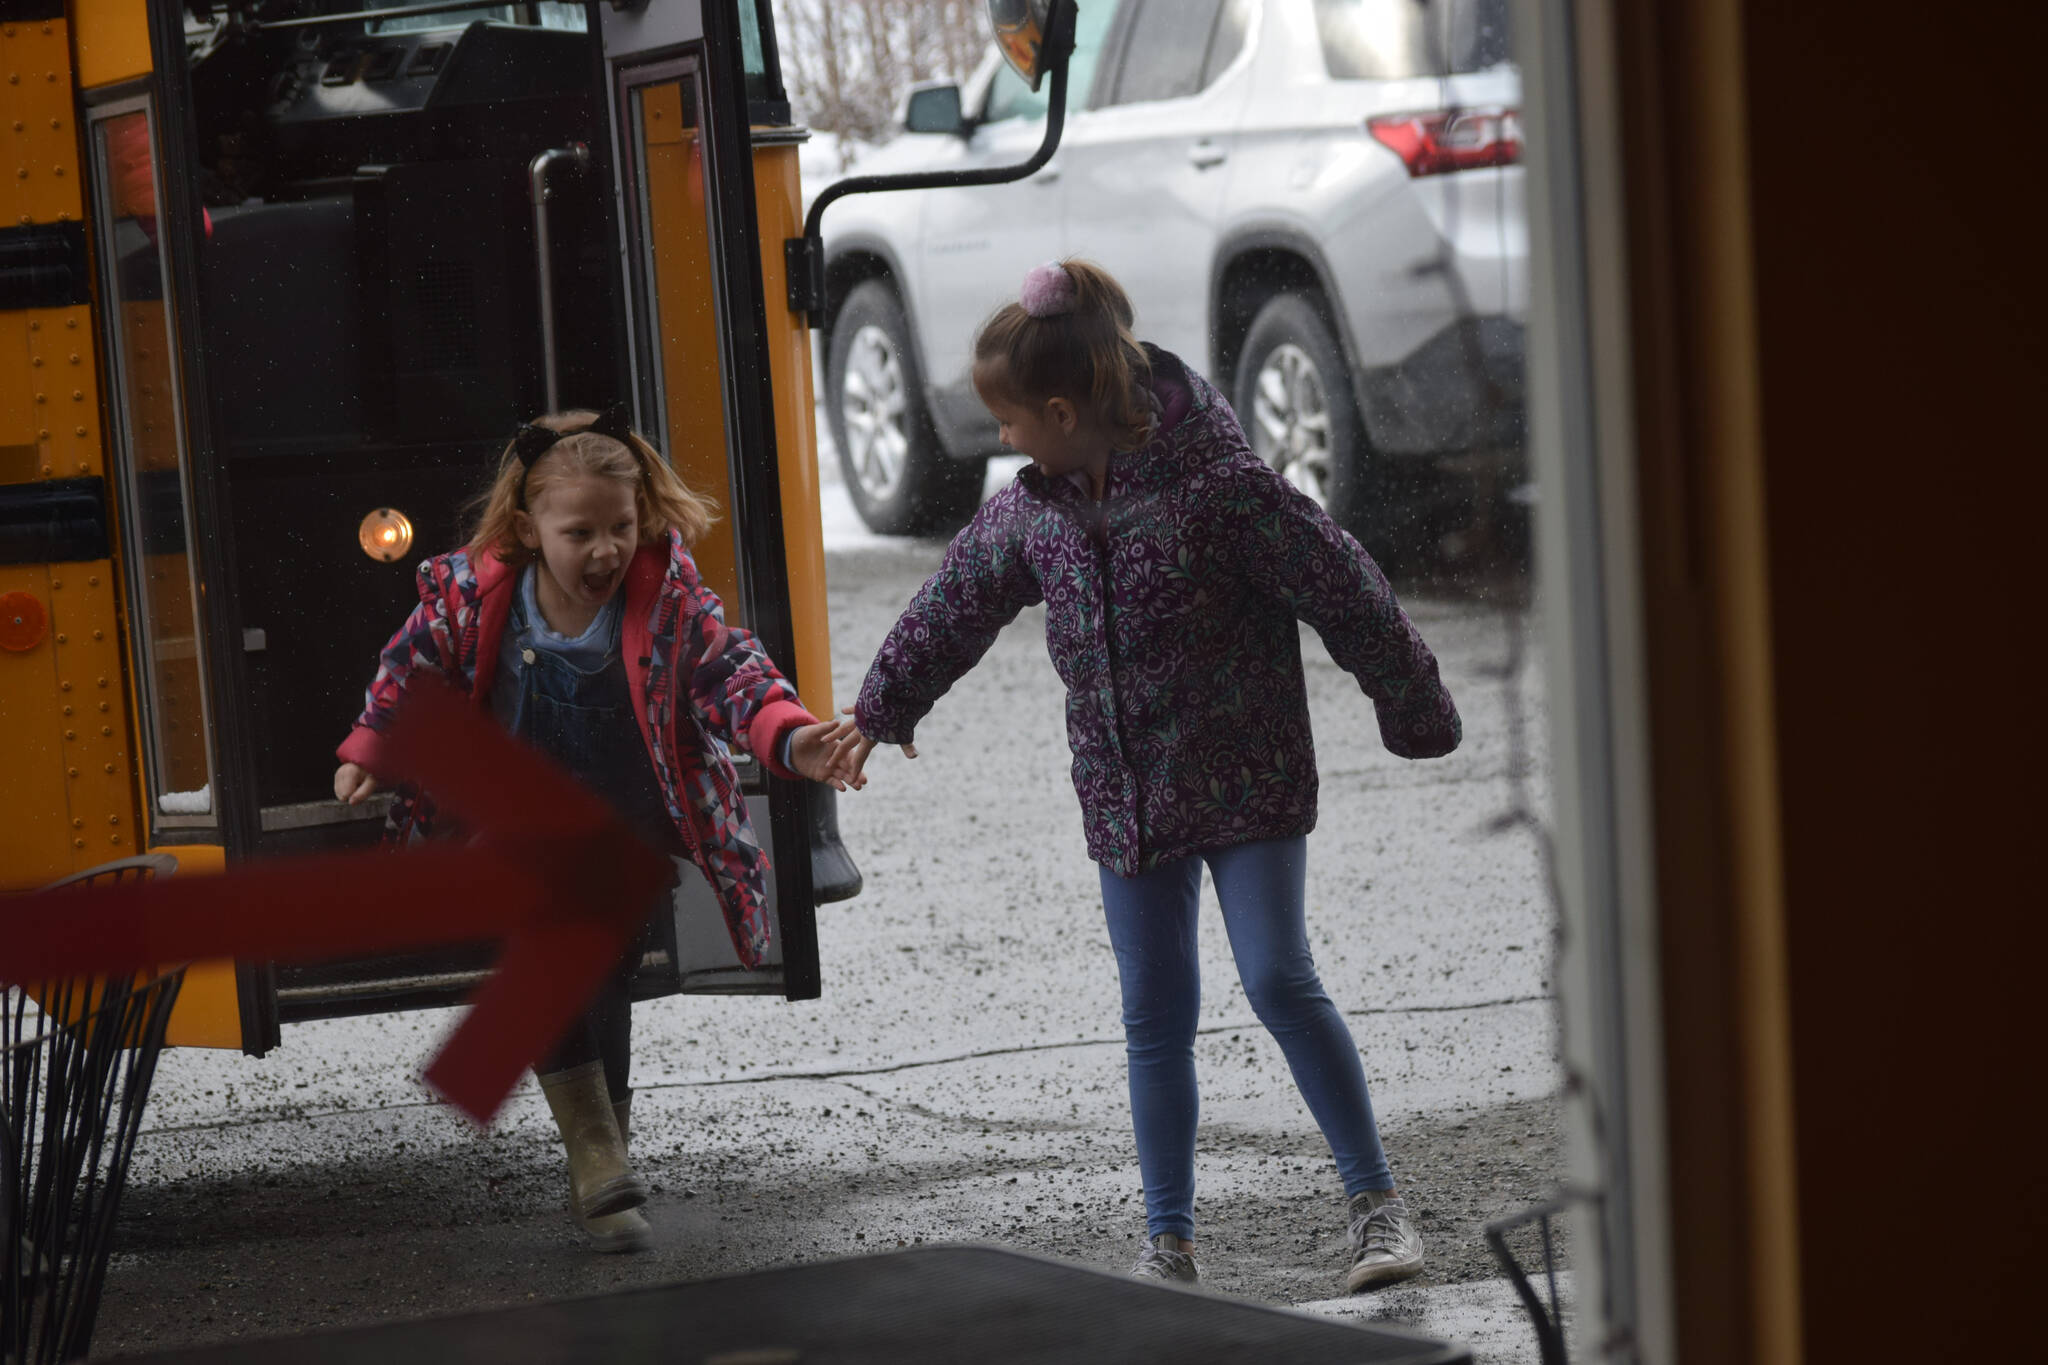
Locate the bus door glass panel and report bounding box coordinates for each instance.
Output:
[88,103,215,832]
[620,58,783,993]
[627,69,745,624]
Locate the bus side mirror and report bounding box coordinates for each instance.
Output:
[905,83,967,136]
[987,0,1064,91]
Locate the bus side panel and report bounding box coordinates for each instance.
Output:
[68,0,151,91]
[752,139,832,714]
[150,841,242,1049]
[2,13,82,225]
[0,562,75,886]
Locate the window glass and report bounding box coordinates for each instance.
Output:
[90,108,215,825]
[1201,0,1254,88]
[982,0,1121,123]
[1110,0,1225,106]
[371,3,585,33]
[1313,0,1511,79]
[626,70,746,623]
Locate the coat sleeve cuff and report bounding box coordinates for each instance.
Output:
[852,702,913,747]
[336,724,392,774]
[1374,690,1463,760]
[749,700,818,780]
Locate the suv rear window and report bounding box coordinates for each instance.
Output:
[1313,0,1512,79]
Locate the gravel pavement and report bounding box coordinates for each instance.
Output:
[88,445,1568,1361]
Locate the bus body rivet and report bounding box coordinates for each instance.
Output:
[102,726,112,737]
[92,629,102,640]
[55,633,66,644]
[88,576,98,586]
[67,768,77,777]
[59,680,70,691]
[74,838,85,849]
[111,835,122,845]
[103,764,114,774]
[64,729,75,740]
[108,814,118,824]
[74,427,86,437]
[30,356,40,367]
[62,705,72,715]
[72,819,82,829]
[98,702,108,712]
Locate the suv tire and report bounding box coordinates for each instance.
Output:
[827,279,987,536]
[1232,292,1375,534]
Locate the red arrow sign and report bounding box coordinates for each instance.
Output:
[0,678,673,1124]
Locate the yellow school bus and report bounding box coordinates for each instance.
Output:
[1,0,862,1052]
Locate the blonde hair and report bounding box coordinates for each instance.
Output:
[972,259,1155,451]
[466,409,715,564]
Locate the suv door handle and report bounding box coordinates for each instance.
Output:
[1188,141,1227,170]
[1034,163,1062,185]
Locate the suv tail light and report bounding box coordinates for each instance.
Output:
[1368,108,1522,176]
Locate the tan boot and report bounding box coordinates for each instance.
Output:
[568,1095,652,1253]
[537,1062,647,1221]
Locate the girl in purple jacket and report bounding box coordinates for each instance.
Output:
[843,261,1462,1292]
[335,405,859,1254]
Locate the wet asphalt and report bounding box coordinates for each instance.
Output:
[88,456,1568,1361]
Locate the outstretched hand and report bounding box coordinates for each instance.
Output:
[835,705,917,791]
[787,715,869,791]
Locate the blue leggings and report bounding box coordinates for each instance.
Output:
[1100,835,1392,1240]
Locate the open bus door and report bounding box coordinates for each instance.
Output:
[56,0,849,1054]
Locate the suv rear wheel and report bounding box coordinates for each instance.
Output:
[1233,293,1373,532]
[827,280,986,536]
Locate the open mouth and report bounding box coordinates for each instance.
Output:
[581,567,618,597]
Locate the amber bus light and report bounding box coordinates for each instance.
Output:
[357,508,414,563]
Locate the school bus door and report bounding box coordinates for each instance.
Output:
[602,0,824,999]
[75,2,828,1051]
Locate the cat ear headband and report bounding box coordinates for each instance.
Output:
[509,400,635,505]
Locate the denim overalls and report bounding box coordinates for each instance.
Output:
[508,575,677,1096]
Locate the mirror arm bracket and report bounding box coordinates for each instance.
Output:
[785,0,1076,325]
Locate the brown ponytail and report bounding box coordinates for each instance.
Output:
[972,259,1155,451]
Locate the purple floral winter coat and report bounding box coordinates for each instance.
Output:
[854,346,1461,876]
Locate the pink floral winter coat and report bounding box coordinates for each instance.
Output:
[854,346,1461,876]
[338,528,816,967]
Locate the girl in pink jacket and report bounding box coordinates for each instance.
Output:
[335,405,857,1253]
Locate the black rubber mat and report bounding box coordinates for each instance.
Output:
[123,1244,1469,1364]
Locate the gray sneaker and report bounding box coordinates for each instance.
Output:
[1131,1233,1200,1285]
[1346,1195,1424,1292]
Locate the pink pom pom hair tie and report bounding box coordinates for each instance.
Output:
[1020,261,1077,318]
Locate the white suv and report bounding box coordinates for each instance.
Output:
[818,0,1524,540]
